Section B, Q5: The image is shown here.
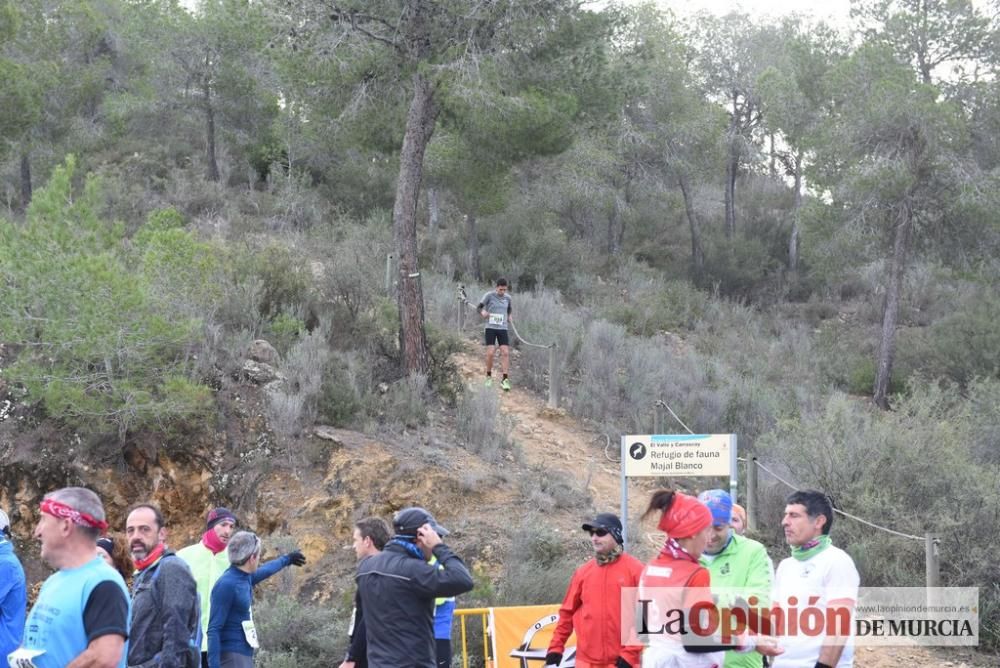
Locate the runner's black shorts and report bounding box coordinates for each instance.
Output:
[485,328,509,346]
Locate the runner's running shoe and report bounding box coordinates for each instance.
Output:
[484,377,493,388]
[501,378,511,392]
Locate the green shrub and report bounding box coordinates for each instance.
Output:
[266,325,331,440]
[253,592,347,668]
[317,350,377,429]
[701,234,781,299]
[923,288,1000,385]
[379,374,430,430]
[455,386,512,462]
[496,517,583,606]
[267,312,306,355]
[0,157,210,444]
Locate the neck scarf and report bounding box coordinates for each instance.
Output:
[596,543,624,565]
[792,534,832,561]
[133,543,166,572]
[660,537,699,564]
[201,529,227,555]
[388,537,426,560]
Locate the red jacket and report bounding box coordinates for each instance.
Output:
[548,553,645,667]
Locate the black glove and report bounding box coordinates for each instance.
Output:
[288,549,306,566]
[615,658,632,668]
[544,652,562,667]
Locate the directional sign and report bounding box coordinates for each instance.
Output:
[623,434,735,478]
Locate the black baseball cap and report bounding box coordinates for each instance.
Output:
[393,507,450,537]
[582,512,624,544]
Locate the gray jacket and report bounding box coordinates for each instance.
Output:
[128,551,200,668]
[357,541,474,668]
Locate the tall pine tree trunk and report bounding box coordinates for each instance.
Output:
[873,203,913,410]
[788,151,803,273]
[677,172,704,276]
[19,151,32,208]
[204,81,220,182]
[465,212,481,280]
[393,72,437,375]
[724,137,738,237]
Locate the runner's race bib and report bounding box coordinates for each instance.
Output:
[8,649,44,668]
[242,620,260,649]
[489,313,505,326]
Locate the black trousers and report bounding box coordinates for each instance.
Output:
[436,638,452,668]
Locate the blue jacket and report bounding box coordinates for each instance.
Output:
[0,539,27,661]
[206,556,291,668]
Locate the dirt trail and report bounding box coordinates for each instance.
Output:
[453,344,996,668]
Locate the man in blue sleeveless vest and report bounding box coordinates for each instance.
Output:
[10,487,130,668]
[126,503,200,668]
[0,509,27,664]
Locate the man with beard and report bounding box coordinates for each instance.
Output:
[125,504,200,668]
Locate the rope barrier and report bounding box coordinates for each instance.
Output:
[643,399,925,543]
[654,399,694,434]
[753,459,924,542]
[457,285,553,350]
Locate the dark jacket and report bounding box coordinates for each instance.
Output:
[357,541,474,668]
[128,551,200,668]
[345,587,368,668]
[207,556,291,668]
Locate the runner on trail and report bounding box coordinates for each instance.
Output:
[478,278,513,391]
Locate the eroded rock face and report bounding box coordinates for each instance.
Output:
[248,339,279,364]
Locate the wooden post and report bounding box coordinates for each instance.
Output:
[652,403,661,435]
[925,533,939,587]
[926,533,940,609]
[747,457,758,532]
[547,344,560,409]
[457,297,466,332]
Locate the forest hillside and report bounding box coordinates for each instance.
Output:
[0,0,998,665]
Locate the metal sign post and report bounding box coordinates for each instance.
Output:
[620,433,738,552]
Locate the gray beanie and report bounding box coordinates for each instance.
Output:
[227,531,262,565]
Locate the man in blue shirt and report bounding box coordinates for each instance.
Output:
[0,509,27,663]
[11,487,130,668]
[206,531,305,668]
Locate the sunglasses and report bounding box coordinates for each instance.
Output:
[587,528,609,537]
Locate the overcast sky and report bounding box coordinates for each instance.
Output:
[652,0,854,24]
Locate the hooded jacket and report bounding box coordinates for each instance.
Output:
[356,540,473,668]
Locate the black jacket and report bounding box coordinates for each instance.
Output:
[128,551,201,668]
[346,587,368,668]
[356,542,474,668]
